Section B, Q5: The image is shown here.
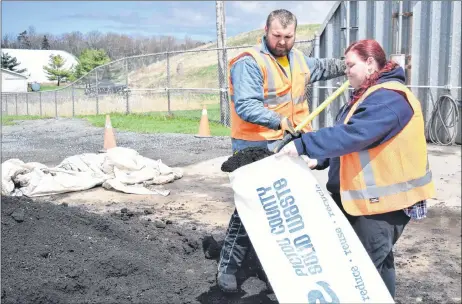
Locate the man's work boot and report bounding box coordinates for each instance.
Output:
[216,209,250,293]
[217,272,238,293]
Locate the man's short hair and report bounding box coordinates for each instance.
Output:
[266,9,297,29]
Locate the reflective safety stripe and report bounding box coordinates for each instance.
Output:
[260,53,278,106]
[261,54,276,93]
[231,90,292,105]
[341,169,433,201]
[292,95,306,104]
[293,51,305,73]
[267,92,301,105]
[359,150,376,187]
[292,51,308,105]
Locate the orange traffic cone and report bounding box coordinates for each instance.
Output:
[195,106,212,138]
[103,114,117,150]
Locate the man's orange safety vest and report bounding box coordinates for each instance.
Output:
[340,81,435,216]
[228,45,312,141]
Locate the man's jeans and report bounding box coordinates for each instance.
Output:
[217,138,277,275]
[231,138,278,153]
[331,193,410,298]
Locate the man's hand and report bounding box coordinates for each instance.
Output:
[280,117,296,135]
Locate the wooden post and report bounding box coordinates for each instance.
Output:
[216,1,229,126]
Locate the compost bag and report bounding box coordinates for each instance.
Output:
[222,147,394,303]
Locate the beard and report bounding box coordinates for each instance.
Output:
[264,34,294,57]
[268,45,290,57]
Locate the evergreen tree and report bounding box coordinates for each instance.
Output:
[1,52,27,73]
[43,54,72,86]
[17,30,31,49]
[74,49,111,78]
[41,35,50,50]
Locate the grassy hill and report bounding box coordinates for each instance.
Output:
[128,24,321,90]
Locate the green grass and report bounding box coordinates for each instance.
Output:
[39,84,59,91]
[81,111,230,136]
[166,103,222,121]
[226,24,321,47]
[190,64,218,78]
[2,106,230,137]
[1,115,51,125]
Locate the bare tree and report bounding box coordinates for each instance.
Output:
[1,26,205,59]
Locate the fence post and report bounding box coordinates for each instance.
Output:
[125,58,129,114]
[166,52,171,115]
[95,69,99,115]
[26,93,29,115]
[72,85,75,117]
[15,94,18,115]
[39,92,42,116]
[216,1,230,127]
[312,33,321,130]
[5,95,8,116]
[55,90,58,117]
[346,1,350,48]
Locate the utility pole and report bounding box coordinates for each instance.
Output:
[215,1,230,126]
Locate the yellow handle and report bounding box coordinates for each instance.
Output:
[294,80,350,132]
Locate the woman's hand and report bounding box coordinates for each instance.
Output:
[301,155,318,169]
[276,142,318,169]
[276,141,299,157]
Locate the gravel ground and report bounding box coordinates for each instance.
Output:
[1,117,232,167]
[1,118,461,304]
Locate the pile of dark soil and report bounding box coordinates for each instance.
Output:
[1,196,276,304]
[221,147,274,173]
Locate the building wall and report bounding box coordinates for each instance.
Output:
[1,49,78,83]
[312,1,461,136]
[2,71,28,92]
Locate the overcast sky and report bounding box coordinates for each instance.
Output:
[2,1,336,41]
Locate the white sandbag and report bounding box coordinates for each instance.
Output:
[1,159,28,195]
[18,168,106,197]
[56,153,109,178]
[229,155,394,304]
[106,147,144,171]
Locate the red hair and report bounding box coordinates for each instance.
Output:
[345,39,399,104]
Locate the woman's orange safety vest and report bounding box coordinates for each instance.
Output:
[228,46,312,141]
[340,81,435,216]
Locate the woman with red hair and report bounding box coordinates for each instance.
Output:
[278,39,435,298]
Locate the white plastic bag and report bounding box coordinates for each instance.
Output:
[229,154,394,304]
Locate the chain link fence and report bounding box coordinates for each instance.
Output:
[5,39,458,142]
[1,40,315,127]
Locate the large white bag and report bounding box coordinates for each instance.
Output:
[229,154,394,304]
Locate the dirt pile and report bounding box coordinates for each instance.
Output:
[2,196,209,304]
[1,196,277,304]
[221,147,274,173]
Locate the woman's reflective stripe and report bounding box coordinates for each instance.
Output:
[341,169,433,201]
[359,150,376,187]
